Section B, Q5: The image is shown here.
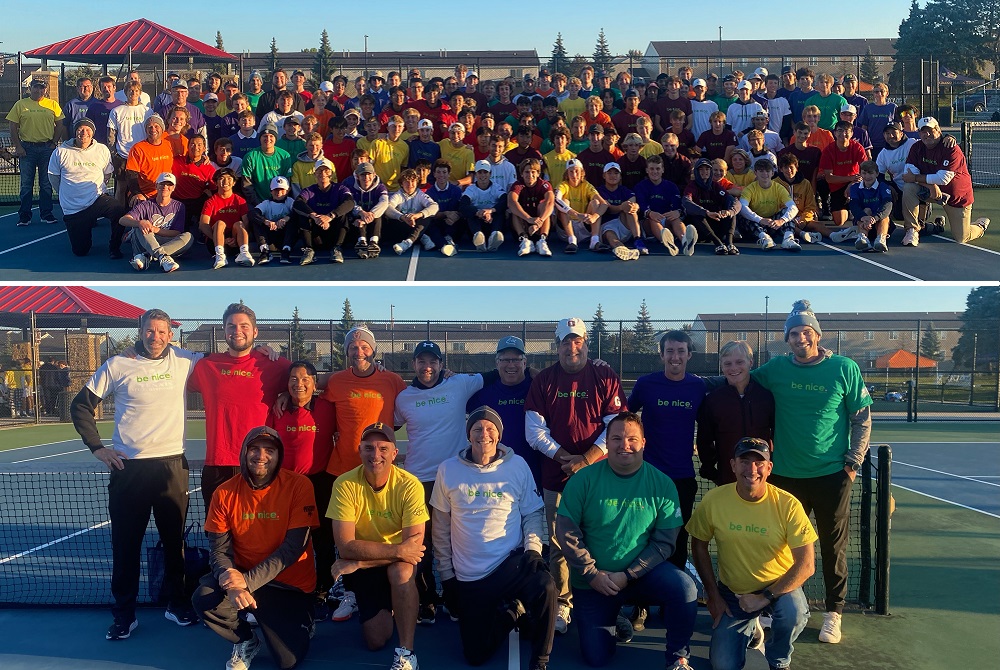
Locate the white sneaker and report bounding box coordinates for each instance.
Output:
[332,591,358,621]
[472,231,486,251]
[212,253,228,270]
[487,230,504,251]
[781,235,801,252]
[235,250,255,267]
[748,618,765,652]
[613,245,640,261]
[555,604,571,634]
[681,225,698,255]
[159,255,179,273]
[818,611,843,644]
[666,657,690,669]
[801,231,822,243]
[660,229,679,255]
[973,217,990,232]
[535,237,552,256]
[226,635,262,670]
[441,236,456,256]
[872,236,888,253]
[855,235,872,251]
[420,235,435,251]
[757,233,775,251]
[517,236,533,256]
[393,239,412,255]
[390,647,419,670]
[830,226,859,243]
[129,253,148,271]
[902,228,919,247]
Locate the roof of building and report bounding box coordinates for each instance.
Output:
[648,38,896,58]
[693,311,963,331]
[0,286,155,327]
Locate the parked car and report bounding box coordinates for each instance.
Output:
[884,390,906,402]
[954,89,1000,114]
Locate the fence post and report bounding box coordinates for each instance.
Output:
[618,320,624,372]
[875,445,892,615]
[907,379,914,422]
[914,319,921,415]
[859,448,873,608]
[30,311,39,424]
[329,320,335,372]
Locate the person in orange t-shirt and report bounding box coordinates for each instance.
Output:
[195,426,318,670]
[125,114,174,202]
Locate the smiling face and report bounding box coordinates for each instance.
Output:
[246,442,279,483]
[606,417,645,475]
[496,348,526,385]
[347,337,375,373]
[557,335,588,373]
[140,317,172,358]
[224,313,257,355]
[660,338,692,380]
[360,437,397,483]
[468,419,500,463]
[786,325,820,361]
[721,350,751,388]
[288,365,316,405]
[413,352,442,385]
[732,452,772,500]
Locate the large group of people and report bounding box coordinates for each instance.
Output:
[70,298,872,670]
[6,62,987,271]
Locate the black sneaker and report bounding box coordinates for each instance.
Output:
[106,618,137,640]
[504,599,527,632]
[41,214,58,224]
[258,249,271,264]
[417,603,436,625]
[355,238,369,259]
[280,249,291,264]
[165,605,198,626]
[109,248,124,260]
[314,598,331,622]
[367,240,380,258]
[564,241,578,254]
[615,612,634,643]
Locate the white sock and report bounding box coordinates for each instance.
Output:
[215,245,224,256]
[370,235,378,243]
[567,235,577,245]
[591,235,600,247]
[239,244,249,254]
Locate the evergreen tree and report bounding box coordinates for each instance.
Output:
[332,299,358,369]
[213,31,229,75]
[590,304,612,357]
[633,300,655,353]
[919,322,943,361]
[550,33,568,75]
[951,286,999,369]
[571,54,590,70]
[215,31,224,51]
[593,29,613,73]
[860,46,880,83]
[65,65,103,87]
[269,38,280,72]
[313,30,336,84]
[289,307,307,361]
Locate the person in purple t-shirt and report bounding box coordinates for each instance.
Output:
[118,171,193,273]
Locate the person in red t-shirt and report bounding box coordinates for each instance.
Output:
[817,121,868,226]
[194,426,318,670]
[172,135,215,232]
[199,168,252,269]
[508,157,555,257]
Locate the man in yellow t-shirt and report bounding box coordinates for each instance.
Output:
[328,423,428,670]
[738,158,803,251]
[6,79,65,225]
[437,122,475,186]
[687,437,817,670]
[555,159,603,252]
[370,116,410,192]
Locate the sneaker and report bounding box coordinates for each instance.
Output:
[660,229,679,256]
[529,661,548,670]
[212,253,227,270]
[592,241,610,252]
[257,249,271,264]
[715,244,728,255]
[613,245,640,261]
[165,605,197,626]
[280,249,291,264]
[555,604,571,634]
[417,603,437,625]
[855,235,872,252]
[973,217,990,232]
[332,591,358,621]
[109,248,124,259]
[393,239,413,255]
[420,235,435,251]
[681,225,698,256]
[299,248,316,266]
[819,206,832,221]
[487,230,504,251]
[615,612,634,643]
[830,227,859,244]
[757,233,775,251]
[818,611,842,644]
[727,244,740,255]
[801,231,822,243]
[355,238,369,259]
[16,219,30,227]
[902,228,919,247]
[928,216,946,235]
[227,635,262,670]
[629,605,648,632]
[634,238,649,255]
[535,237,552,256]
[331,247,344,263]
[314,598,331,622]
[235,250,255,267]
[41,213,58,224]
[505,599,527,631]
[781,235,802,252]
[472,231,486,251]
[129,253,148,271]
[390,647,419,670]
[367,240,381,258]
[748,618,765,651]
[517,236,533,256]
[666,657,690,669]
[564,240,578,254]
[441,237,456,256]
[106,618,137,640]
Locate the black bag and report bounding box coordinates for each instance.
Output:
[147,523,211,603]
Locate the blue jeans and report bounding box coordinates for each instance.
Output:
[574,561,697,667]
[19,142,54,222]
[709,583,810,670]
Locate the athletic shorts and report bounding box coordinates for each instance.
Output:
[600,218,633,242]
[343,566,392,624]
[830,188,850,211]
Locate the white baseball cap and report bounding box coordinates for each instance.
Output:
[555,318,587,341]
[474,160,492,172]
[270,175,290,190]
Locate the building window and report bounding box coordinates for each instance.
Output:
[737,331,748,340]
[889,331,899,340]
[452,342,466,351]
[864,331,874,341]
[711,332,719,341]
[668,59,676,69]
[767,332,777,342]
[809,57,818,66]
[831,56,839,64]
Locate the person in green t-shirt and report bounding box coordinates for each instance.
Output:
[751,299,872,646]
[556,413,696,669]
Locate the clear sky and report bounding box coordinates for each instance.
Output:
[4,1,910,63]
[88,284,982,324]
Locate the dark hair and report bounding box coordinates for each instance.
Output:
[833,120,854,133]
[223,302,257,328]
[140,308,172,329]
[778,153,799,168]
[289,360,317,377]
[432,159,452,173]
[659,329,693,353]
[607,411,644,438]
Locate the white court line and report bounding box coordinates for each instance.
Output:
[930,234,1000,257]
[12,449,89,464]
[508,629,520,670]
[406,246,420,282]
[891,459,1000,488]
[0,520,112,565]
[0,209,32,221]
[0,229,66,256]
[815,241,921,280]
[1,439,87,453]
[890,483,1000,519]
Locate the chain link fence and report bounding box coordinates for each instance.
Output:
[962,121,1000,187]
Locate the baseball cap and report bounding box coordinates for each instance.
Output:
[448,122,466,132]
[29,79,46,88]
[588,124,605,135]
[171,80,187,89]
[538,68,551,77]
[474,159,492,173]
[565,158,584,171]
[313,158,335,174]
[781,66,794,75]
[624,88,639,99]
[737,80,753,91]
[167,71,179,78]
[243,425,282,450]
[283,115,301,126]
[596,70,608,78]
[156,172,176,185]
[413,340,442,360]
[369,70,385,81]
[361,422,396,444]
[753,110,769,119]
[269,175,290,190]
[319,81,334,92]
[204,92,219,102]
[917,116,939,130]
[883,120,904,132]
[840,103,857,115]
[343,108,361,119]
[496,336,526,354]
[260,124,279,137]
[753,67,769,78]
[843,74,858,82]
[417,118,434,130]
[354,162,375,175]
[733,437,771,460]
[603,162,622,172]
[722,74,737,83]
[523,73,536,82]
[555,318,587,341]
[692,78,707,88]
[466,71,479,80]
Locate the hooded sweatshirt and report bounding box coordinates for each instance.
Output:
[347,174,389,218]
[683,158,738,217]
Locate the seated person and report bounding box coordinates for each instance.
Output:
[423,160,466,254]
[508,158,554,257]
[683,158,741,256]
[817,121,867,227]
[200,167,254,269]
[848,160,896,253]
[292,159,356,265]
[596,161,644,260]
[387,168,441,255]
[554,159,603,253]
[119,171,193,273]
[345,162,389,259]
[774,154,823,243]
[634,154,695,255]
[459,160,507,252]
[291,132,328,192]
[738,158,802,252]
[248,175,295,264]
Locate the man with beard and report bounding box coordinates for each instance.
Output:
[194,426,318,670]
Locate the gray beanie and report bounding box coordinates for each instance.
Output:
[345,326,377,353]
[784,299,822,340]
[466,405,503,442]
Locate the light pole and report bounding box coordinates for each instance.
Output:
[390,303,395,365]
[763,295,769,362]
[364,35,369,79]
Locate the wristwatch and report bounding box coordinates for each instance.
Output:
[762,587,778,604]
[846,461,861,473]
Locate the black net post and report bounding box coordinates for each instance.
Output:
[875,445,892,615]
[859,449,873,608]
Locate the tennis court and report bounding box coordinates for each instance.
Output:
[1,421,997,669]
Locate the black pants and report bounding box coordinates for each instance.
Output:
[769,470,853,613]
[201,465,241,509]
[455,550,557,666]
[668,476,697,570]
[348,214,382,243]
[417,481,439,609]
[193,574,312,670]
[108,454,189,620]
[177,196,208,234]
[62,194,128,256]
[295,213,349,251]
[308,471,336,594]
[684,213,736,247]
[459,199,507,235]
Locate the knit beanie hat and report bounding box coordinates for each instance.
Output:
[466,405,503,442]
[784,299,822,340]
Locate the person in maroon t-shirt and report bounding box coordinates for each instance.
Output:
[901,115,989,245]
[524,317,626,636]
[576,125,616,186]
[654,76,693,136]
[611,89,651,139]
[508,157,555,257]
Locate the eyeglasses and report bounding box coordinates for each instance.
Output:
[497,357,524,364]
